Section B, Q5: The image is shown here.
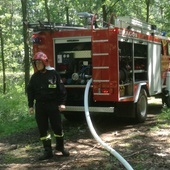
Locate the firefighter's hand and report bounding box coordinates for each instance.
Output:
[29,107,34,115]
[59,105,66,112]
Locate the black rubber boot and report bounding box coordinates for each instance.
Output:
[39,139,53,160]
[55,137,70,156]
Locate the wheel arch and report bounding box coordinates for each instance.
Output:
[134,83,149,103]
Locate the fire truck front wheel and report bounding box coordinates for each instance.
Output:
[135,89,148,123]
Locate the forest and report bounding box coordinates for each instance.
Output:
[0,0,170,93]
[0,1,170,169]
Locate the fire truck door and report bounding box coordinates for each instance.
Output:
[148,42,162,95]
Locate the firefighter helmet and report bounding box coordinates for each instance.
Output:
[33,52,49,66]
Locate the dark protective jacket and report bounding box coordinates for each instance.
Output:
[27,70,67,107]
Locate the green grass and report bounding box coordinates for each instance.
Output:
[0,72,169,138]
[158,107,170,121]
[0,72,36,137]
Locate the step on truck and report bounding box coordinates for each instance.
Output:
[28,13,170,123]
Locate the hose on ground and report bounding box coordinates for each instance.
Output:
[84,78,134,170]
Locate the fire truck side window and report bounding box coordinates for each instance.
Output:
[118,41,132,84]
[119,41,148,83]
[119,41,132,56]
[134,43,148,81]
[134,44,147,57]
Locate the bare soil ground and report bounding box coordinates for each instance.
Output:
[0,99,170,170]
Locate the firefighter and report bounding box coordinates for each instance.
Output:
[93,13,98,28]
[27,51,69,160]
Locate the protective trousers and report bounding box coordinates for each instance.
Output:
[35,101,63,138]
[35,101,69,159]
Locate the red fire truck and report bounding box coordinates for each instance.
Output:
[28,13,170,123]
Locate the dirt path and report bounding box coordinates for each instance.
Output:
[0,100,170,170]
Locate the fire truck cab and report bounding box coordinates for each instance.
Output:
[28,13,170,123]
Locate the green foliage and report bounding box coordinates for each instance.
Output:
[0,0,170,75]
[0,0,170,136]
[0,72,36,136]
[158,107,170,122]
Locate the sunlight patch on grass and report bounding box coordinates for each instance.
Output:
[157,107,170,121]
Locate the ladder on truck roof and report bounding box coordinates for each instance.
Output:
[25,21,87,32]
[115,16,158,35]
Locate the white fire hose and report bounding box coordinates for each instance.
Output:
[84,78,134,170]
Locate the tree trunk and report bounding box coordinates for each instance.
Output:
[21,0,30,93]
[0,28,6,94]
[102,0,107,27]
[45,0,51,23]
[146,0,150,22]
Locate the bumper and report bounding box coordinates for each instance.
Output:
[64,106,114,113]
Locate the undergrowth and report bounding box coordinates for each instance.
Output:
[0,72,36,137]
[0,72,169,137]
[157,107,170,123]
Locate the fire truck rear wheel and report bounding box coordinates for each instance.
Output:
[135,89,148,123]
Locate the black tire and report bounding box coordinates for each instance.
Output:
[135,89,148,123]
